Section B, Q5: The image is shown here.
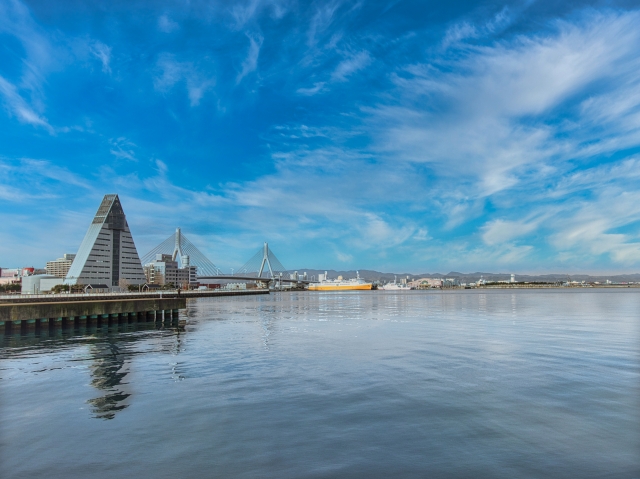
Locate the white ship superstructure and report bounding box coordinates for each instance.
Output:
[308,271,372,291]
[381,276,412,291]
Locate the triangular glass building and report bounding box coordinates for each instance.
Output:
[65,194,146,289]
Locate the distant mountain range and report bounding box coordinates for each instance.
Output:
[290,269,640,283]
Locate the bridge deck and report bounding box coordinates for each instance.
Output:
[198,275,311,284]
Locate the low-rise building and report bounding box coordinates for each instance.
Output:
[408,278,444,289]
[0,268,20,285]
[22,274,64,294]
[143,254,197,287]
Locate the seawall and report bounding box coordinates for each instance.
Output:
[0,297,186,332]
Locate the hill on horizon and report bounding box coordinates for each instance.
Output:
[289,269,640,283]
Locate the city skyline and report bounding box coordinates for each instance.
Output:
[1,0,640,273]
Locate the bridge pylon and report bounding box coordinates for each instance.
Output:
[257,243,275,278]
[235,242,287,279]
[141,228,220,276]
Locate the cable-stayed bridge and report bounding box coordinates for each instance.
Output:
[143,231,308,284]
[198,243,310,284]
[141,228,222,276]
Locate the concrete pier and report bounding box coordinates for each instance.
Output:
[0,289,269,304]
[1,297,186,333]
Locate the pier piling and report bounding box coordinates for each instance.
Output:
[1,297,187,333]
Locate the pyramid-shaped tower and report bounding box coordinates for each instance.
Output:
[65,194,146,289]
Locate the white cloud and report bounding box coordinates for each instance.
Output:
[0,0,55,93]
[307,0,342,47]
[153,54,215,106]
[230,0,290,28]
[0,1,116,131]
[549,190,640,263]
[441,6,512,49]
[481,218,541,245]
[158,14,179,33]
[236,34,263,84]
[90,41,111,74]
[550,157,640,198]
[413,229,430,241]
[356,213,415,249]
[0,157,90,201]
[20,158,91,189]
[331,50,371,82]
[154,54,184,91]
[155,159,168,174]
[297,50,371,95]
[0,75,53,133]
[441,21,477,49]
[109,138,137,161]
[336,251,353,262]
[370,10,640,199]
[296,81,326,96]
[0,0,58,132]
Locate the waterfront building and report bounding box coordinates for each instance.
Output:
[45,254,76,278]
[408,278,444,289]
[1,267,44,285]
[143,254,197,287]
[0,268,19,285]
[64,194,146,290]
[22,274,63,294]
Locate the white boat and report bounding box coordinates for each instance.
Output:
[381,276,411,291]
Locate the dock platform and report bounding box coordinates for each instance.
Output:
[0,297,188,333]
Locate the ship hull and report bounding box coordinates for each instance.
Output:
[308,283,372,291]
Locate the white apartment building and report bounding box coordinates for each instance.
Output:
[45,254,76,278]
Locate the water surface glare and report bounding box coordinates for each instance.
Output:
[1,290,639,478]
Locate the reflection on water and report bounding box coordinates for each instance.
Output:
[1,321,184,421]
[87,340,131,420]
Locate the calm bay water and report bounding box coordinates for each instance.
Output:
[1,290,639,478]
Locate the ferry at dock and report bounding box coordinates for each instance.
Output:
[308,271,372,291]
[381,276,412,291]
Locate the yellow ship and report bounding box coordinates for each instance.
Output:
[308,271,372,291]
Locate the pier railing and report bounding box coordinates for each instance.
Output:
[0,289,270,304]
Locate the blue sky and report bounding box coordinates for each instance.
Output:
[1,0,640,274]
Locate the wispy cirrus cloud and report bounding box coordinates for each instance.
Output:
[153,53,215,106]
[236,34,264,83]
[441,6,514,49]
[0,0,56,133]
[370,10,640,197]
[331,50,371,82]
[109,138,137,161]
[0,76,53,133]
[286,8,640,267]
[307,0,343,47]
[0,157,91,196]
[230,0,290,28]
[89,41,112,74]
